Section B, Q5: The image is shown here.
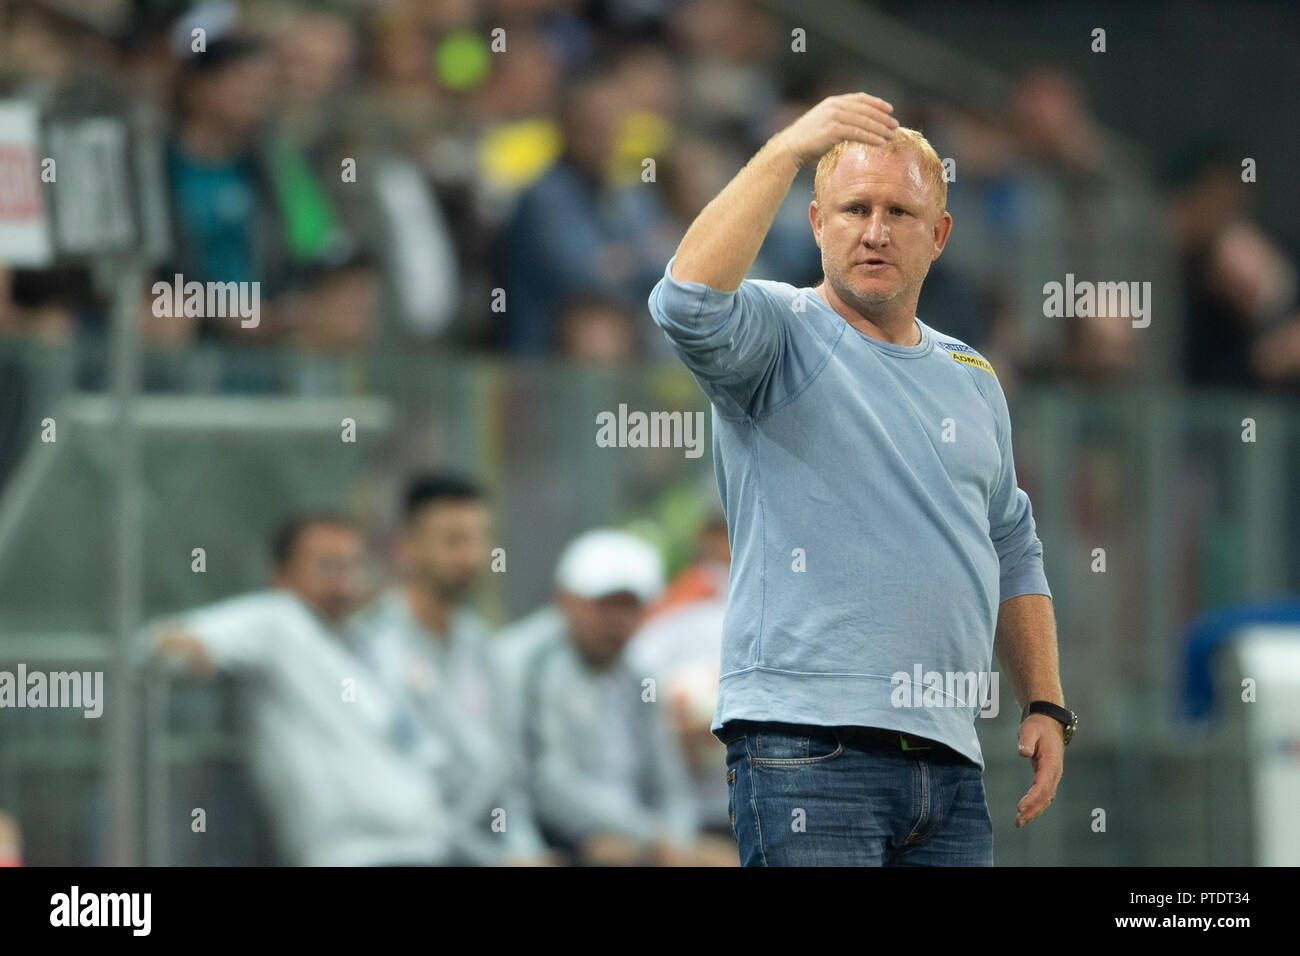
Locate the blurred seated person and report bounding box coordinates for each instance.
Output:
[354,475,557,866]
[144,513,452,866]
[496,529,735,866]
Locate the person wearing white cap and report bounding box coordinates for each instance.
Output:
[495,528,718,866]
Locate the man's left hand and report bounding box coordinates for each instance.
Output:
[1014,713,1064,828]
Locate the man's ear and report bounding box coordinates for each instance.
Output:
[809,201,822,247]
[931,210,954,259]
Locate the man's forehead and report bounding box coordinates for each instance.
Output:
[826,147,927,198]
[296,525,362,557]
[300,523,359,543]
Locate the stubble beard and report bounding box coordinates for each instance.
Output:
[825,259,905,320]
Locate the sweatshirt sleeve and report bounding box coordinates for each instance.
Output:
[178,593,279,673]
[981,374,1053,603]
[648,255,837,420]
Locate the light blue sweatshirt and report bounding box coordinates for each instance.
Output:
[648,255,1052,769]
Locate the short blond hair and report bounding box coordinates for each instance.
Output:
[813,128,947,217]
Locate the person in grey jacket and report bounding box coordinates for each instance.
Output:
[496,529,734,866]
[353,474,554,866]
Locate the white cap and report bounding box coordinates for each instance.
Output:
[555,529,665,605]
[170,1,239,58]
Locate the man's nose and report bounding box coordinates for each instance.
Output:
[862,212,890,245]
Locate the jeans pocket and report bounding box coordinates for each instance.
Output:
[750,726,844,767]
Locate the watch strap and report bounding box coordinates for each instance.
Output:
[1023,700,1075,744]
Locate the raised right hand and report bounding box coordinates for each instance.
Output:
[771,92,899,169]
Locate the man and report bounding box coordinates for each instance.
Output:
[353,475,552,866]
[149,513,450,866]
[647,93,1074,866]
[496,529,731,866]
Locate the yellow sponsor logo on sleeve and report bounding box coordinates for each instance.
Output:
[950,351,996,376]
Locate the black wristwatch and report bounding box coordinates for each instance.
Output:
[1021,701,1077,746]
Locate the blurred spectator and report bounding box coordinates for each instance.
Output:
[355,2,449,163]
[1167,140,1300,390]
[364,151,463,344]
[115,8,179,113]
[0,4,117,346]
[1057,304,1140,383]
[665,0,782,145]
[355,474,555,866]
[0,266,77,344]
[592,0,679,35]
[266,4,356,156]
[165,33,276,318]
[651,133,729,255]
[146,513,451,866]
[607,40,678,184]
[163,29,347,345]
[528,0,596,73]
[647,503,730,617]
[0,1,120,96]
[472,26,564,125]
[496,528,734,865]
[286,251,380,354]
[556,290,638,364]
[261,4,393,275]
[1009,66,1144,185]
[1,3,79,92]
[638,132,739,359]
[1011,68,1110,181]
[493,68,666,354]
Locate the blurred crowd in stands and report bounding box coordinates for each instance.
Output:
[1,0,1298,394]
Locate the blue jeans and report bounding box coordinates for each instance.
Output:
[718,720,994,866]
